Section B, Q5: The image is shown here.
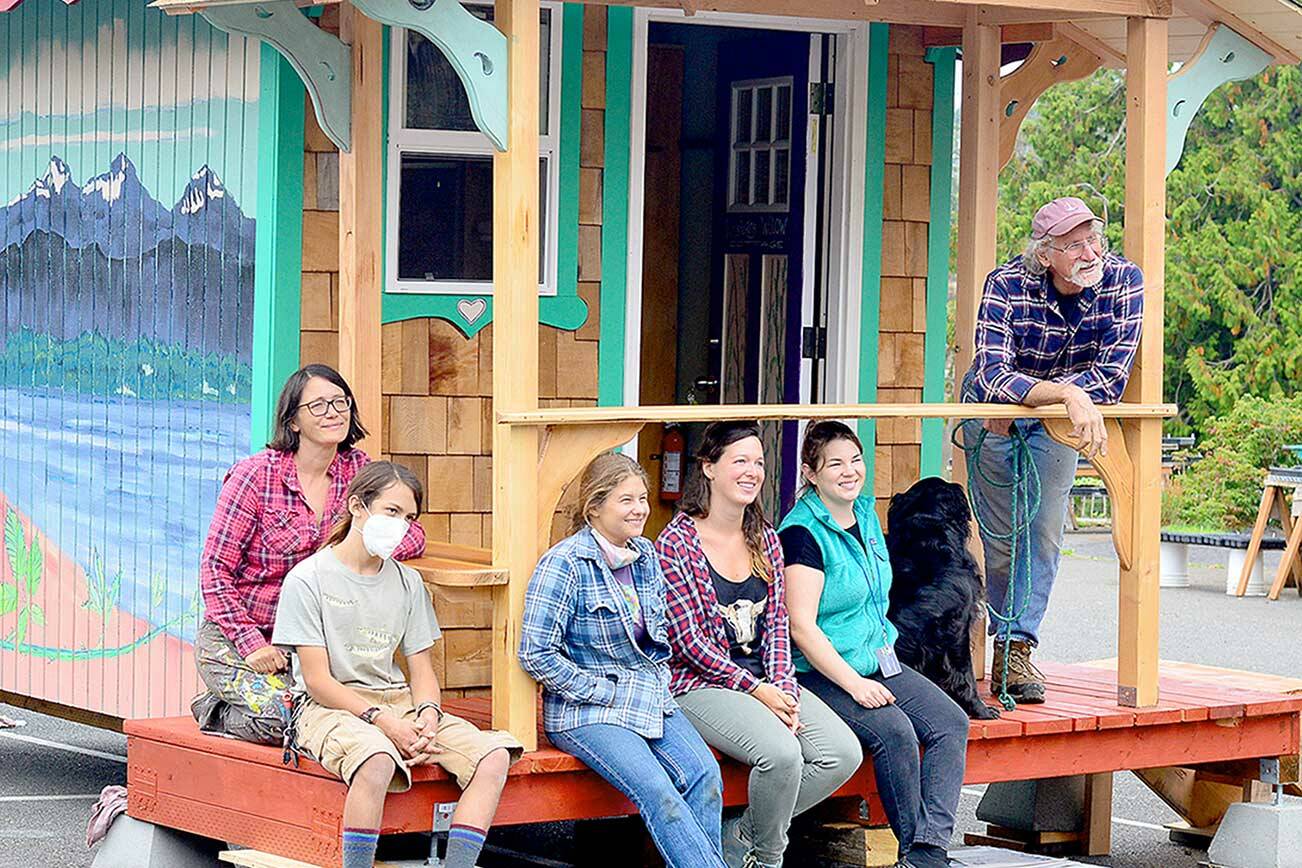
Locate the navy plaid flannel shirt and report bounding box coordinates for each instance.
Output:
[519,529,677,739]
[965,253,1144,405]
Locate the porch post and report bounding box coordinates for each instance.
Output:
[1118,14,1166,708]
[954,11,1000,677]
[337,3,385,454]
[491,0,542,749]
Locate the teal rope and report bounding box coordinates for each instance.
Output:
[951,422,1042,710]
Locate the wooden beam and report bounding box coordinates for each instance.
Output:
[922,22,1056,46]
[336,3,383,455]
[948,0,1171,14]
[1118,13,1167,709]
[496,401,1176,426]
[1044,418,1135,570]
[1058,21,1128,67]
[491,0,542,751]
[1175,0,1301,64]
[998,35,1103,169]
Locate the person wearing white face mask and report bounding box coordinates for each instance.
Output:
[273,461,522,868]
[962,196,1145,704]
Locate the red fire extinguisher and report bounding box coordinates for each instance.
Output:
[660,425,685,502]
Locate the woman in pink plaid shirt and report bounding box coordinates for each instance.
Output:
[656,421,861,868]
[190,364,425,743]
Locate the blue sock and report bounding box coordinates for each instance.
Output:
[342,827,379,868]
[444,823,487,868]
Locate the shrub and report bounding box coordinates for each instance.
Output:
[1165,395,1302,531]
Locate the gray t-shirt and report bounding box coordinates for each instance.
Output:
[272,547,441,692]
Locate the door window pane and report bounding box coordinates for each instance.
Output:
[734,89,753,146]
[754,85,773,143]
[753,149,771,206]
[773,147,790,206]
[775,84,791,141]
[733,150,751,207]
[405,7,552,135]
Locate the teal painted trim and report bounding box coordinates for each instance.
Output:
[352,0,508,151]
[1165,25,1270,175]
[379,6,589,338]
[251,45,306,447]
[920,46,957,478]
[858,23,889,485]
[597,7,634,407]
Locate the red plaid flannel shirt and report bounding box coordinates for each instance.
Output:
[655,512,798,700]
[199,447,426,656]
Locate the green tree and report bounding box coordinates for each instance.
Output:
[998,65,1302,437]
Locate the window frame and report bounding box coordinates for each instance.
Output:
[727,75,794,215]
[385,2,564,297]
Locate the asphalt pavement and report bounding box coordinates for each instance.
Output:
[2,532,1299,867]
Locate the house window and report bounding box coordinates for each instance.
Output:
[728,77,793,214]
[387,3,561,295]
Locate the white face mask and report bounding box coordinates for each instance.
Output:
[359,506,409,560]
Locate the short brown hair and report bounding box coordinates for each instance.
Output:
[568,452,650,535]
[799,421,864,491]
[324,461,424,547]
[267,364,368,453]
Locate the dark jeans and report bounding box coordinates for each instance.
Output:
[798,664,968,854]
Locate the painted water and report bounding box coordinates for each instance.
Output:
[0,386,249,642]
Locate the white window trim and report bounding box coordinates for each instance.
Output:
[385,1,564,297]
[727,76,794,215]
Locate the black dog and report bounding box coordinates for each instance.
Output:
[885,477,1000,719]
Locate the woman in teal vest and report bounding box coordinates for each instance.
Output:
[777,421,968,868]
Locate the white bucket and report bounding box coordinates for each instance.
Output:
[1159,541,1190,588]
[1226,548,1267,596]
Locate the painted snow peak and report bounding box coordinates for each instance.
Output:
[1,153,255,260]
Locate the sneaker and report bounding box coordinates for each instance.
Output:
[721,814,749,868]
[992,638,1046,704]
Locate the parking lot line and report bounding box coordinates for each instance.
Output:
[0,731,126,764]
[0,794,102,802]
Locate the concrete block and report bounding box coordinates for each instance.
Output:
[1208,799,1302,868]
[91,815,220,868]
[976,777,1087,832]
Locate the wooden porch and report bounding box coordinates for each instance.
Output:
[123,660,1302,867]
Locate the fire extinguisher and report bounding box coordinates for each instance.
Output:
[660,425,685,502]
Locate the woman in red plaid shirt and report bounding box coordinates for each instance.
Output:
[190,364,425,743]
[656,421,861,868]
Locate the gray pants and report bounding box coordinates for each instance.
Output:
[191,619,286,745]
[677,686,862,865]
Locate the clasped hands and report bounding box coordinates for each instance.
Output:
[374,708,444,766]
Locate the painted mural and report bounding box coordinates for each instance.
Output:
[0,0,258,718]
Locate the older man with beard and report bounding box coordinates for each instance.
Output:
[960,197,1144,704]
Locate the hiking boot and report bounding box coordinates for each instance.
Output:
[992,638,1046,704]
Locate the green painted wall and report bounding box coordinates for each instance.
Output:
[251,45,306,446]
[858,23,890,486]
[597,7,634,407]
[921,46,957,477]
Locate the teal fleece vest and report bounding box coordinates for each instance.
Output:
[778,491,898,676]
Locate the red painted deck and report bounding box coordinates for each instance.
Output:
[125,661,1302,868]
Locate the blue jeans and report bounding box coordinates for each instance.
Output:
[549,712,726,868]
[798,665,969,855]
[961,417,1077,645]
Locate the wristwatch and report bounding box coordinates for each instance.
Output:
[358,706,384,725]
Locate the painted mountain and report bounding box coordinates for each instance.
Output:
[0,154,255,359]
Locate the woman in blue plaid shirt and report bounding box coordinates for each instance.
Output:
[520,452,727,868]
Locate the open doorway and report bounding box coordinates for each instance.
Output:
[635,17,853,534]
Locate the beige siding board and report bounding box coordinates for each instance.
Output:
[389,396,449,454]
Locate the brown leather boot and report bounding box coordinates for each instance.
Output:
[992,638,1046,704]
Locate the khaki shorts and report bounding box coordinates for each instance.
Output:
[293,686,523,792]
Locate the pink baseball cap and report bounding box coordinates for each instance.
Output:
[1031,197,1099,239]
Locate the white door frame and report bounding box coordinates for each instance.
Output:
[623,9,872,411]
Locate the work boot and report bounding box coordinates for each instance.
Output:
[991,638,1046,704]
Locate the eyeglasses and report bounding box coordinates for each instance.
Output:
[298,395,353,417]
[1049,233,1107,258]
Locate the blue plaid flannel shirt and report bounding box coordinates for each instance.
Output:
[965,253,1144,405]
[519,529,677,739]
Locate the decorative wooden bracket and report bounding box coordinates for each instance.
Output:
[1166,25,1271,176]
[200,2,352,152]
[536,422,645,550]
[1043,418,1135,571]
[999,36,1103,170]
[350,0,509,151]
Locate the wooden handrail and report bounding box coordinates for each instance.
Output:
[498,401,1177,426]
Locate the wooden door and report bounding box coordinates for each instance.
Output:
[639,45,684,538]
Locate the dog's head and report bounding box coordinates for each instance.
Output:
[886,476,972,548]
